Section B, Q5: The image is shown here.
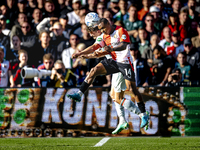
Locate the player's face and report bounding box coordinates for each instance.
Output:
[88,28,101,39]
[98,22,110,35]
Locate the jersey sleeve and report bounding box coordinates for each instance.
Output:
[118,27,130,43]
[94,34,106,47]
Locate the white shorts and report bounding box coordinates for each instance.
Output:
[111,72,127,93]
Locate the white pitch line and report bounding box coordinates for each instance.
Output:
[93,137,111,147]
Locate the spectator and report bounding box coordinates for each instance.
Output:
[183,38,200,81]
[123,4,143,43]
[0,21,10,55]
[138,28,149,55]
[154,0,168,21]
[0,15,10,36]
[72,43,87,85]
[179,8,189,39]
[97,2,105,18]
[70,13,86,37]
[30,31,57,67]
[31,8,43,31]
[6,0,18,28]
[37,53,54,87]
[142,34,160,67]
[36,16,58,33]
[159,26,172,51]
[113,0,128,22]
[10,13,28,39]
[79,23,95,47]
[151,45,174,86]
[43,0,58,18]
[47,60,77,87]
[175,52,191,81]
[58,0,72,16]
[103,9,114,25]
[59,14,73,39]
[144,14,160,41]
[50,21,69,60]
[37,0,45,11]
[166,30,184,59]
[185,0,199,21]
[17,0,32,19]
[67,0,82,26]
[0,48,15,87]
[108,0,119,17]
[167,12,178,33]
[163,0,173,15]
[172,0,181,14]
[130,43,151,86]
[13,49,35,87]
[149,5,167,33]
[87,0,98,12]
[62,34,79,69]
[6,35,22,67]
[166,68,182,86]
[137,0,150,21]
[19,21,37,50]
[192,22,200,50]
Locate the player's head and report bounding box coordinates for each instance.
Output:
[85,12,101,38]
[98,18,111,35]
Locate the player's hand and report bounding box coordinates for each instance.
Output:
[103,46,112,53]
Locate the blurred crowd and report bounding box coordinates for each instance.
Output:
[0,0,200,87]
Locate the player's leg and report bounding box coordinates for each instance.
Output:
[111,72,142,134]
[125,79,149,129]
[67,62,107,102]
[117,62,149,129]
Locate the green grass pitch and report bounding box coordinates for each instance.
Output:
[0,137,200,150]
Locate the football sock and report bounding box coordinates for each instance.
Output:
[120,98,141,115]
[114,101,126,124]
[137,102,146,113]
[80,81,90,94]
[77,91,83,97]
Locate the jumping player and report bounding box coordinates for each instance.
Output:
[68,13,149,132]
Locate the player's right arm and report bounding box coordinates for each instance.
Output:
[82,48,110,59]
[72,43,101,59]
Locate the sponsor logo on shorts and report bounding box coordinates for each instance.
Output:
[122,34,126,40]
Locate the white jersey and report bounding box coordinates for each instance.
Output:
[0,60,11,87]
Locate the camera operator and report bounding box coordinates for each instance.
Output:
[166,68,182,86]
[37,53,54,87]
[47,60,77,87]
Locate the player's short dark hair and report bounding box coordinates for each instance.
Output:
[98,18,109,26]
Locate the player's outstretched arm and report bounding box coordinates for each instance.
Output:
[103,42,129,52]
[72,43,101,59]
[81,48,110,59]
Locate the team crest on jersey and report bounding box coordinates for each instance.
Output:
[97,37,102,42]
[122,34,126,40]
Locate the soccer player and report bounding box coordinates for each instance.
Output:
[68,13,149,131]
